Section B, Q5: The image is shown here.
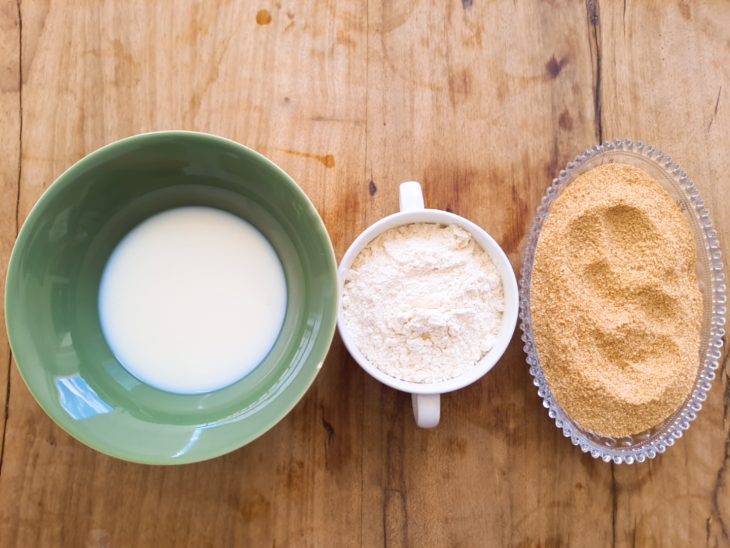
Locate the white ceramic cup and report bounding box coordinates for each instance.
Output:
[337,181,519,428]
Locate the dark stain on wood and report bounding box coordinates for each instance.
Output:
[678,1,691,20]
[448,67,472,107]
[544,139,559,180]
[326,187,360,250]
[321,410,335,447]
[337,30,356,50]
[587,0,600,25]
[422,162,479,215]
[545,55,568,79]
[239,491,272,521]
[284,459,305,491]
[586,0,603,142]
[496,80,509,103]
[462,0,474,10]
[708,86,722,131]
[309,115,365,124]
[500,183,529,255]
[279,148,335,168]
[444,436,467,457]
[384,430,409,547]
[256,9,272,25]
[369,180,377,196]
[559,109,573,130]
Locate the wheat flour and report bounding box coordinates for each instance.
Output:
[342,223,504,383]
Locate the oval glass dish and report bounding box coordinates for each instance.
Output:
[519,139,726,464]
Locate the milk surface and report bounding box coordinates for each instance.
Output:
[98,206,287,394]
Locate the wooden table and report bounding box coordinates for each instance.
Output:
[1,1,728,546]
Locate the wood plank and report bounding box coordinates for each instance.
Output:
[600,2,730,546]
[0,0,20,482]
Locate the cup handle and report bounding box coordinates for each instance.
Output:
[399,181,425,212]
[412,394,440,428]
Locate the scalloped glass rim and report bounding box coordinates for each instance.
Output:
[519,139,727,464]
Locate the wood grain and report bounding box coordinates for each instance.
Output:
[0,0,728,546]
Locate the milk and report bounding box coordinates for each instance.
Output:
[98,206,287,394]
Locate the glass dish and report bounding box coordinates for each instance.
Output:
[519,139,726,464]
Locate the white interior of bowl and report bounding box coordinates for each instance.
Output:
[519,139,727,464]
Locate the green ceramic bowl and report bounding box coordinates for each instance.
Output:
[5,131,338,464]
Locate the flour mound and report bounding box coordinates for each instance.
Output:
[342,223,504,383]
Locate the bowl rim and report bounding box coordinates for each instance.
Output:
[4,130,339,464]
[518,139,727,464]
